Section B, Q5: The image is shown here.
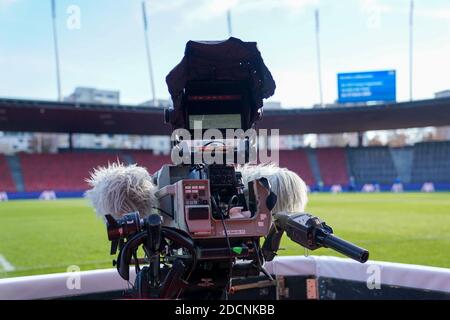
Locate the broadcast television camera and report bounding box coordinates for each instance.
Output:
[100,38,369,300]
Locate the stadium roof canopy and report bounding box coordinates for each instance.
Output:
[1,97,450,135]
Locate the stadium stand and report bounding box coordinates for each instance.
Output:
[130,152,172,174]
[278,150,315,186]
[411,141,450,183]
[1,141,450,194]
[316,148,349,186]
[0,155,16,192]
[305,148,322,184]
[390,147,414,184]
[6,155,25,191]
[346,146,398,185]
[19,152,124,191]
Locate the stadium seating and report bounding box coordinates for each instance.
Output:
[278,150,315,186]
[346,147,398,185]
[411,141,450,183]
[390,147,414,184]
[0,155,16,192]
[19,153,124,192]
[130,152,172,174]
[1,141,449,193]
[316,148,349,186]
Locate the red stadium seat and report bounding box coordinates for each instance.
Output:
[19,153,124,192]
[278,150,315,186]
[316,148,349,186]
[0,155,16,192]
[129,152,171,175]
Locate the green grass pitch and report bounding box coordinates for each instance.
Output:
[0,193,449,279]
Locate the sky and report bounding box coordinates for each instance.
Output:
[0,0,449,108]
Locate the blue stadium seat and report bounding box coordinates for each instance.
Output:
[411,141,450,183]
[347,147,398,185]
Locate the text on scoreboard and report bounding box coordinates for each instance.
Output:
[337,70,396,103]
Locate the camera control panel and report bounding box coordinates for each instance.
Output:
[183,180,212,236]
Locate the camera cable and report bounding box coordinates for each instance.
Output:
[211,195,234,299]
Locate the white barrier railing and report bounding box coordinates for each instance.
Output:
[263,256,450,293]
[0,256,449,300]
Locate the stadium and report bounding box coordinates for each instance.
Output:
[0,0,449,302]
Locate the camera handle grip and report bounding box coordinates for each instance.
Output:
[146,214,162,252]
[262,224,284,262]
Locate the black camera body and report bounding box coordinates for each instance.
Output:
[104,38,368,300]
[105,38,279,299]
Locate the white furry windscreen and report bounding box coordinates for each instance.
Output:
[239,164,308,214]
[85,162,157,221]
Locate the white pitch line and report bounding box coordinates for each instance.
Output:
[0,254,15,272]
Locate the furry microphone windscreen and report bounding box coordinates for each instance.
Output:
[85,162,157,221]
[239,164,309,213]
